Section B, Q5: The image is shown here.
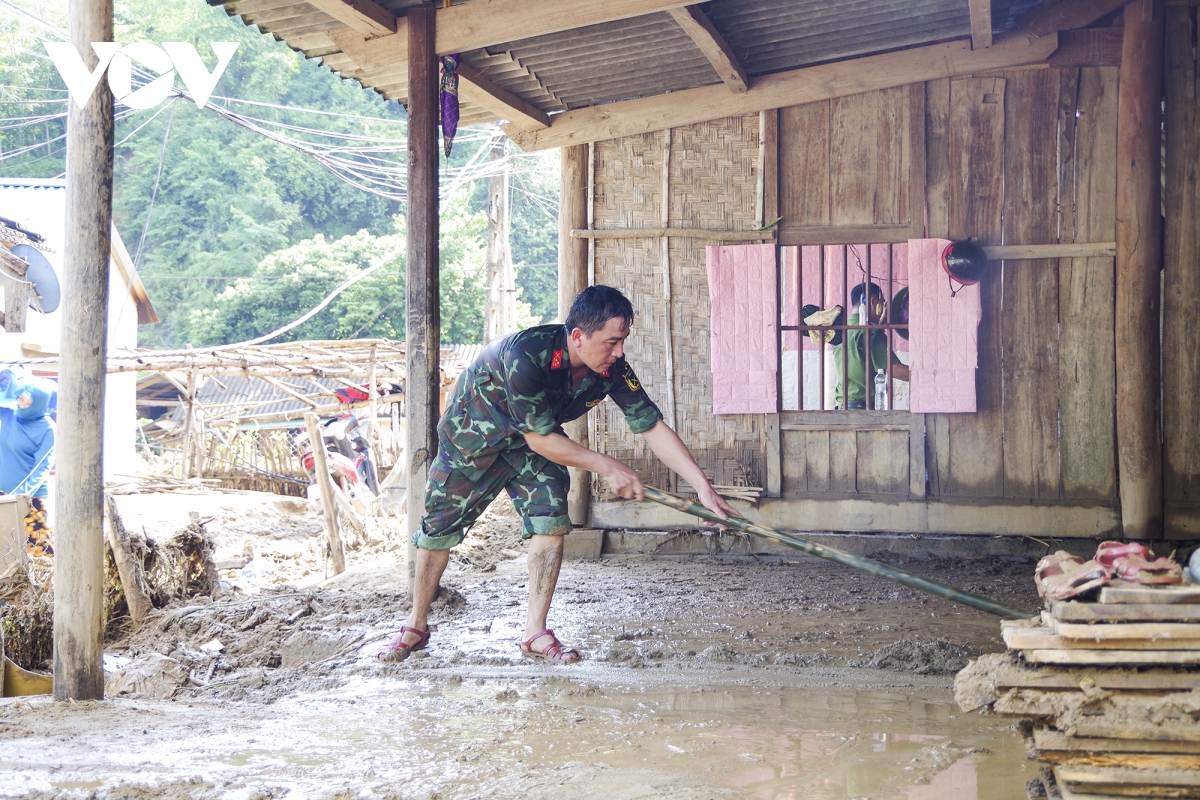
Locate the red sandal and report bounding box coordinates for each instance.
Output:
[1035,550,1112,601]
[520,629,581,663]
[377,625,430,663]
[1095,541,1183,585]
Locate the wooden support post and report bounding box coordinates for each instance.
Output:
[1115,0,1165,539]
[54,0,113,702]
[559,144,590,526]
[405,6,440,589]
[103,494,152,629]
[659,128,679,494]
[305,412,346,574]
[760,108,783,498]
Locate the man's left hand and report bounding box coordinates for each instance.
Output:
[696,487,741,524]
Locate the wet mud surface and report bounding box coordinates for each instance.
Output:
[1,492,1043,799]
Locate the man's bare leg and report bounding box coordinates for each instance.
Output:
[399,547,451,646]
[522,534,579,660]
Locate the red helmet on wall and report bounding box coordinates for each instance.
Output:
[941,240,989,286]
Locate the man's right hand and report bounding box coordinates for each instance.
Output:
[604,459,645,501]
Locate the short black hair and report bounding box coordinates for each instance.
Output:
[850,282,885,307]
[564,285,634,336]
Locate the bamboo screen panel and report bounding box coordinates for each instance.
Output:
[591,115,765,497]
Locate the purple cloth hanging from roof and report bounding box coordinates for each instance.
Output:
[440,54,460,157]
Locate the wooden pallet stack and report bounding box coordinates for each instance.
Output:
[956,582,1200,800]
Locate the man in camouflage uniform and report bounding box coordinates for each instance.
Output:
[381,285,737,663]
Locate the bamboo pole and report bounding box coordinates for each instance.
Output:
[642,487,1032,619]
[305,412,346,574]
[54,0,113,701]
[1114,0,1165,538]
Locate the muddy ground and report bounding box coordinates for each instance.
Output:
[1,489,1043,799]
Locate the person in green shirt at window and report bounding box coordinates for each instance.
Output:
[834,282,910,409]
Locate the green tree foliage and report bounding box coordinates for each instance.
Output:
[1,0,558,347]
[188,192,487,345]
[509,151,560,323]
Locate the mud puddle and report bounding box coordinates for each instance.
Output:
[1,673,1027,799]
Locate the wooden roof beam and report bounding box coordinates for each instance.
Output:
[968,0,994,48]
[1017,0,1129,36]
[329,0,703,72]
[307,0,395,37]
[505,31,1059,151]
[456,62,550,128]
[667,6,748,92]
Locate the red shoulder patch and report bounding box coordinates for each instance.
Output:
[550,350,564,369]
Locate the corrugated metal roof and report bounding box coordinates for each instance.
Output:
[486,13,720,110]
[211,0,1008,126]
[706,0,978,75]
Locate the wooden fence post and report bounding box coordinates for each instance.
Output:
[305,412,346,574]
[1114,0,1165,539]
[54,0,113,701]
[405,7,441,590]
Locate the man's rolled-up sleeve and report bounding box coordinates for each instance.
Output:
[608,362,662,434]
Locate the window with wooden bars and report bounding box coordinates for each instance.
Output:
[780,243,910,411]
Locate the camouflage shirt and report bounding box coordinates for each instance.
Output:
[437,324,662,479]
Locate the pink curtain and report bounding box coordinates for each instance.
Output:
[907,238,982,413]
[706,244,778,414]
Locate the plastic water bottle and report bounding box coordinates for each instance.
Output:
[874,369,887,411]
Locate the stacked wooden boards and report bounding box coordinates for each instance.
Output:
[956,582,1200,800]
[1003,584,1200,666]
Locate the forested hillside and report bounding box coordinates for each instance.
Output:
[0,0,559,347]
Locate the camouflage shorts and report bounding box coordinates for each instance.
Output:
[411,445,572,551]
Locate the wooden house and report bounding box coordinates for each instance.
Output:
[212,0,1198,543]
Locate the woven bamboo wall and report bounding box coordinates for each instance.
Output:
[592,115,765,496]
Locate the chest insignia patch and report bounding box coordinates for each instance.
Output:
[550,350,564,369]
[622,364,640,391]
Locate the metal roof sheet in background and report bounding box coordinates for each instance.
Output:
[214,0,1024,124]
[488,13,721,111]
[706,0,973,75]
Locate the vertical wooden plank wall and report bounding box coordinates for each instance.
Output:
[1164,2,1200,537]
[942,78,1006,498]
[923,67,1119,508]
[1002,70,1063,500]
[1060,68,1119,502]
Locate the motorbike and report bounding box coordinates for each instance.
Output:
[297,412,379,507]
